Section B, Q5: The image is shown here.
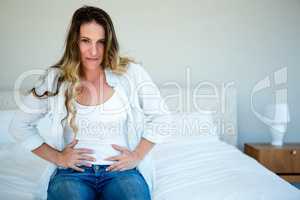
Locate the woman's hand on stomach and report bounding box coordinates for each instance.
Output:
[57,139,96,172]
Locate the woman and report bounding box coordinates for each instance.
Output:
[9,6,171,200]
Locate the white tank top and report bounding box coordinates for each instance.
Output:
[63,86,128,165]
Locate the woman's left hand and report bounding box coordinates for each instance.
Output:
[104,144,142,172]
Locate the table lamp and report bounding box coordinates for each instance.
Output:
[265,103,290,146]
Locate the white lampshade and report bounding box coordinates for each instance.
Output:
[265,103,290,124]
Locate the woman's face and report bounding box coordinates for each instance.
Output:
[78,21,105,71]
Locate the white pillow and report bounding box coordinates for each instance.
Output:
[162,112,218,143]
[0,110,17,144]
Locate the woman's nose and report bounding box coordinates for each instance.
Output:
[90,44,98,56]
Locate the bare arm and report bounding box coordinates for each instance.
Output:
[133,138,155,160]
[32,143,62,166]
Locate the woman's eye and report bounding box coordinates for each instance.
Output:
[81,39,89,43]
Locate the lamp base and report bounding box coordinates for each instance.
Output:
[270,127,285,146]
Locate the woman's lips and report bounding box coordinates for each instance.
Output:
[86,58,99,62]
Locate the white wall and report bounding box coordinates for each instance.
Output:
[0,0,299,148]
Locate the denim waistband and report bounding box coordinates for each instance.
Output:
[58,164,110,170]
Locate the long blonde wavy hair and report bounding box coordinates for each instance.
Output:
[31,6,132,136]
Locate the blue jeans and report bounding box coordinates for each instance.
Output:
[47,165,151,200]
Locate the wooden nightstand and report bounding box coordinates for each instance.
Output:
[244,143,300,183]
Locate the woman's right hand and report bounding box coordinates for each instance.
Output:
[56,139,96,172]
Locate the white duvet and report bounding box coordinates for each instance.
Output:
[0,137,300,200]
[152,137,300,200]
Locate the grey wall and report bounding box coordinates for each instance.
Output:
[0,0,299,148]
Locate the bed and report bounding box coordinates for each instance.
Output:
[0,84,299,200]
